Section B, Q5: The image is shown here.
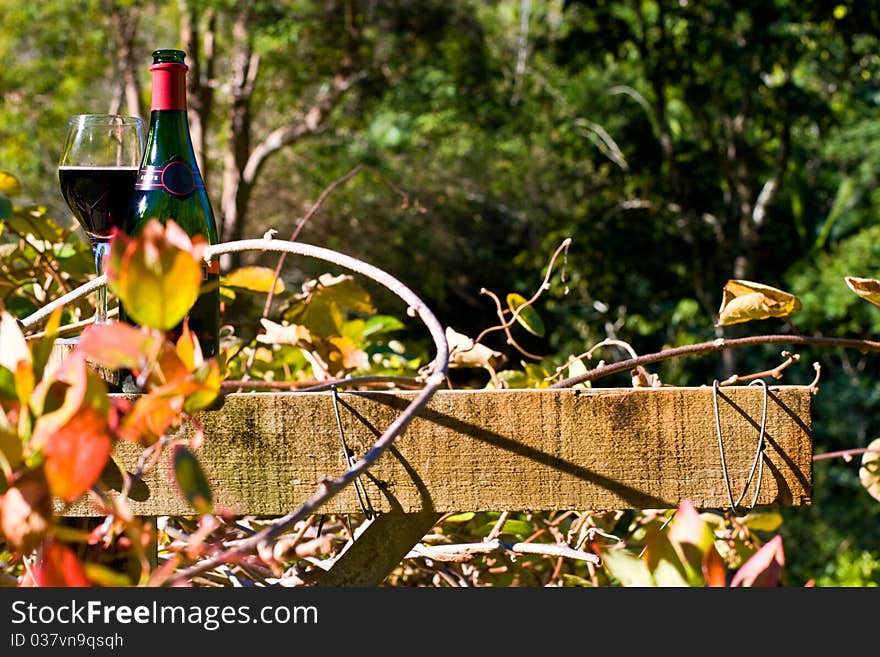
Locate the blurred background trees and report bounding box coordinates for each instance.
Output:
[2,0,880,585]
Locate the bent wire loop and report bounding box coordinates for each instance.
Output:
[712,378,768,516]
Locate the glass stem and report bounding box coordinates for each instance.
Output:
[93,240,111,324]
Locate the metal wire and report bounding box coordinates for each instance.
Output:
[331,386,375,520]
[712,378,767,516]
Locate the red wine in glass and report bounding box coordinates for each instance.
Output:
[58,114,145,324]
[58,166,138,239]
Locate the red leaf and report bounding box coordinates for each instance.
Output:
[145,340,189,389]
[107,397,133,433]
[702,546,727,587]
[30,351,108,451]
[0,470,51,552]
[730,535,785,587]
[116,389,186,445]
[77,322,157,370]
[43,405,112,501]
[668,498,710,549]
[33,540,91,587]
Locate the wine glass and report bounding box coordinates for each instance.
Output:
[59,114,145,324]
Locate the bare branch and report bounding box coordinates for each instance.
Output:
[551,334,880,388]
[484,512,511,543]
[242,72,366,186]
[808,361,821,394]
[719,351,800,386]
[813,447,880,462]
[406,539,600,565]
[222,375,424,392]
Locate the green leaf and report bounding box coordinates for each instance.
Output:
[5,208,65,243]
[560,573,593,587]
[859,437,880,502]
[0,426,23,471]
[506,292,545,337]
[740,512,784,533]
[173,445,213,514]
[0,366,15,401]
[644,530,692,587]
[83,564,131,587]
[0,195,11,221]
[362,315,406,337]
[283,274,375,337]
[30,309,62,382]
[602,549,655,587]
[476,518,533,537]
[444,512,475,523]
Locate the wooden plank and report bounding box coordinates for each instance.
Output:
[60,386,812,516]
[315,512,443,587]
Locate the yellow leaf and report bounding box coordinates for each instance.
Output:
[222,266,285,295]
[0,171,21,197]
[845,277,880,308]
[716,280,801,326]
[107,220,203,331]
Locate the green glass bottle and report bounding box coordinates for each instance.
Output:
[123,49,220,359]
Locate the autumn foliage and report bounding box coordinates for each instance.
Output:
[0,220,220,585]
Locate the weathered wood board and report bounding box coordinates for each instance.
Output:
[61,386,812,517]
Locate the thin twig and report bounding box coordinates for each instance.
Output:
[479,288,542,360]
[406,539,601,565]
[719,351,799,386]
[260,164,365,319]
[19,276,106,329]
[551,334,880,388]
[586,338,639,360]
[484,512,511,542]
[220,375,424,392]
[24,307,119,340]
[469,238,572,354]
[808,361,821,394]
[242,165,366,382]
[812,447,880,461]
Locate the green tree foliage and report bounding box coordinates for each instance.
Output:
[4,0,880,584]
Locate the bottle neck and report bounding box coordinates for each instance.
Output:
[150,62,187,111]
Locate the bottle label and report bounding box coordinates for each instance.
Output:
[136,156,204,199]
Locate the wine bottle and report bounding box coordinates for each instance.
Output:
[122,49,220,361]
